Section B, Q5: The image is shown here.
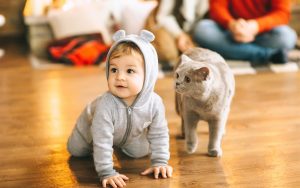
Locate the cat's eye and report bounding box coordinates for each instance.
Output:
[176,73,179,78]
[184,76,191,83]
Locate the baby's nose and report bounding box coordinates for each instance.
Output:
[116,72,125,80]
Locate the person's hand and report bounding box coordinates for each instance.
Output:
[228,19,251,42]
[141,165,173,179]
[102,174,129,188]
[246,19,259,36]
[228,19,258,43]
[228,19,242,34]
[177,32,195,52]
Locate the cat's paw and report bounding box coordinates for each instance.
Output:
[186,141,198,154]
[208,148,223,157]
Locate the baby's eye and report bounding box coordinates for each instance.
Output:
[127,69,135,74]
[184,76,191,83]
[110,68,117,73]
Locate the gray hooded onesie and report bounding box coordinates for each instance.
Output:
[67,30,170,181]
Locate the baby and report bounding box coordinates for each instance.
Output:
[67,30,172,188]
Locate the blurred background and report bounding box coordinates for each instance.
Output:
[0,0,158,62]
[0,0,300,70]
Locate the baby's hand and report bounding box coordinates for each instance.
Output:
[141,165,173,179]
[102,174,129,188]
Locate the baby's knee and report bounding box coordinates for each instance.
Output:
[67,132,92,157]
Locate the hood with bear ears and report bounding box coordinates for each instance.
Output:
[105,30,159,107]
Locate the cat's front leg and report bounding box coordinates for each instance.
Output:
[179,117,185,139]
[207,119,225,157]
[184,110,199,154]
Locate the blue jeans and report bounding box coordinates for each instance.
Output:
[193,19,297,63]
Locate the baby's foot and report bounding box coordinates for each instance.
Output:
[186,140,198,154]
[208,148,222,157]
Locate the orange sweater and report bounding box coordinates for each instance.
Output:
[209,0,291,33]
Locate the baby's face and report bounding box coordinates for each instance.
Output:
[108,53,144,106]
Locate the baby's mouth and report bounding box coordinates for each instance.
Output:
[116,85,127,88]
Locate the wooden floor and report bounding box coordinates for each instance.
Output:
[1,41,300,188]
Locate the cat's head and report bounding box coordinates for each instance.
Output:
[175,55,211,96]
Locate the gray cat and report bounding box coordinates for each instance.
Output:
[175,47,235,157]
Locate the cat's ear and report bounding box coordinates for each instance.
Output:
[180,54,191,64]
[195,67,210,81]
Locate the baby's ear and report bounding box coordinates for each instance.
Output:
[140,30,155,42]
[195,67,210,81]
[113,30,126,42]
[180,54,191,64]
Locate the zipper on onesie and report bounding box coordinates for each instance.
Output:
[119,107,132,147]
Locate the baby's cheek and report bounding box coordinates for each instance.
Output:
[136,79,144,91]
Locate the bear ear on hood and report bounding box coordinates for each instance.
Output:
[140,30,155,42]
[113,30,126,42]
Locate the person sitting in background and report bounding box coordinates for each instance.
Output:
[145,0,209,70]
[193,0,298,65]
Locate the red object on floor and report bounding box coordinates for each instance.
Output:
[48,33,110,66]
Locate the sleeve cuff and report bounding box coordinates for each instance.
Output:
[151,159,168,167]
